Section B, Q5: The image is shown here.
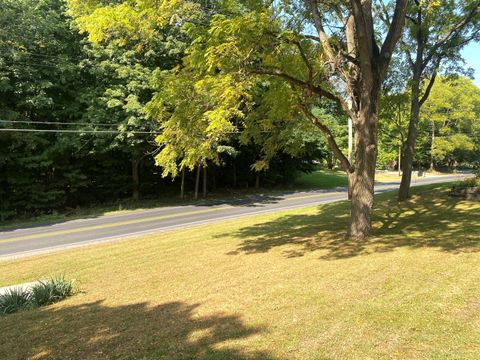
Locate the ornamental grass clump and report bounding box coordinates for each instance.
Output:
[0,287,32,315]
[0,275,75,315]
[30,275,74,307]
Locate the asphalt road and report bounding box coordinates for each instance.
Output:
[0,174,467,260]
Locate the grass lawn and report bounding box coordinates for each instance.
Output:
[374,172,451,183]
[1,184,480,359]
[294,169,454,187]
[294,169,348,189]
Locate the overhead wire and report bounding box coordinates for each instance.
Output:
[0,128,160,134]
[0,119,149,127]
[0,119,160,135]
[0,120,254,135]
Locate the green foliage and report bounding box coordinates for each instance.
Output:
[147,1,349,176]
[30,275,75,307]
[0,276,74,316]
[462,176,480,188]
[422,77,480,168]
[1,0,478,222]
[378,93,410,169]
[0,287,32,315]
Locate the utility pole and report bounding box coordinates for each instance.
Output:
[430,120,435,171]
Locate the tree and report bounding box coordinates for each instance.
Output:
[0,0,89,219]
[148,68,239,198]
[391,0,480,200]
[378,93,410,172]
[67,0,190,201]
[167,0,408,238]
[422,76,480,169]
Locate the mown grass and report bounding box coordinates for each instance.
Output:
[374,171,454,183]
[293,169,348,189]
[1,184,479,359]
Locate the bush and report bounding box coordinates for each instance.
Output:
[0,287,32,315]
[0,276,74,316]
[462,176,480,188]
[31,275,74,307]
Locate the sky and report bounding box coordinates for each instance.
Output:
[461,42,480,87]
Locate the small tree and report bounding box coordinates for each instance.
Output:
[386,0,480,200]
[148,68,240,198]
[422,76,480,169]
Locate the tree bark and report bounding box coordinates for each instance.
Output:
[194,165,200,200]
[131,158,140,201]
[348,104,379,239]
[180,168,185,199]
[255,174,260,189]
[398,70,422,201]
[203,165,207,198]
[327,154,334,170]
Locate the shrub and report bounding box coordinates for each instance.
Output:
[0,287,32,315]
[31,275,74,307]
[0,275,75,315]
[463,176,480,188]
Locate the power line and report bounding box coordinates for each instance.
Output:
[1,59,64,69]
[0,127,265,135]
[0,128,160,135]
[0,45,80,61]
[0,121,273,135]
[0,119,153,128]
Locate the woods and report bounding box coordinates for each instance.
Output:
[1,0,480,238]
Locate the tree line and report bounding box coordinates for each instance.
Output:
[1,0,479,238]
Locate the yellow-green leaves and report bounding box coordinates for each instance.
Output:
[67,0,203,50]
[150,68,250,177]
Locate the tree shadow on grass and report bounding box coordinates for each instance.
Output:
[226,186,480,260]
[0,300,274,360]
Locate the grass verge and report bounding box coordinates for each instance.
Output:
[1,184,479,359]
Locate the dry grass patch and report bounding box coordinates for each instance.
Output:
[1,185,480,359]
[374,172,455,184]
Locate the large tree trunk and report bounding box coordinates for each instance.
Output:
[398,72,421,201]
[349,105,378,239]
[131,158,140,201]
[399,8,425,201]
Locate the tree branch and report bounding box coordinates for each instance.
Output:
[423,4,480,67]
[298,101,354,173]
[306,0,337,65]
[293,40,314,83]
[419,69,437,106]
[379,0,409,75]
[350,0,374,76]
[250,68,355,119]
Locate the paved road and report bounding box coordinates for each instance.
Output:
[0,174,467,260]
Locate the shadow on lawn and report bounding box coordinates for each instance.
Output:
[226,187,480,260]
[0,300,274,360]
